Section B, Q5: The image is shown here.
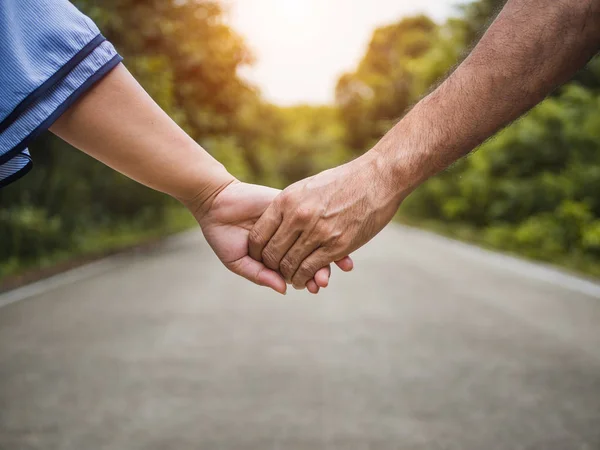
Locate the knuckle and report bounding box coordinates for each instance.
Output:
[248,227,263,247]
[280,258,296,279]
[298,206,315,222]
[299,261,317,278]
[292,207,312,225]
[278,191,293,207]
[261,247,279,269]
[291,272,308,290]
[292,281,305,290]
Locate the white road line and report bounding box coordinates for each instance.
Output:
[0,230,202,309]
[399,225,600,299]
[0,258,117,309]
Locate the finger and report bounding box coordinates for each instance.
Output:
[261,224,301,271]
[291,248,334,290]
[228,255,287,295]
[300,259,350,292]
[306,279,320,294]
[335,256,354,272]
[248,202,283,262]
[279,234,321,283]
[308,266,329,293]
[314,265,331,288]
[292,266,329,291]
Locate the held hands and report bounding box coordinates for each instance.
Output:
[187,181,353,294]
[248,152,404,289]
[185,151,401,294]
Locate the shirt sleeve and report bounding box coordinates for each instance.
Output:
[0,0,123,189]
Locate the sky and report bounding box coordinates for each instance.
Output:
[228,0,456,105]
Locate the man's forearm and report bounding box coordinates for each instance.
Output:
[50,64,235,215]
[374,0,600,195]
[247,0,600,288]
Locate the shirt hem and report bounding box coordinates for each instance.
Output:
[0,34,107,134]
[0,159,33,189]
[0,54,122,170]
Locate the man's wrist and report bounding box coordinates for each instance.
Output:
[368,137,426,205]
[352,149,407,213]
[369,94,449,201]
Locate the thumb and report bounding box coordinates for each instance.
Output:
[228,255,287,295]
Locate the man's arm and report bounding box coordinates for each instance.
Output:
[249,0,600,289]
[378,0,600,189]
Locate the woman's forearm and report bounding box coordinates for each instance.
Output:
[49,63,235,215]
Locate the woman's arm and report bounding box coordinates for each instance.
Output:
[50,63,348,294]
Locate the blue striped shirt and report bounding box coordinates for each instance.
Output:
[0,0,122,188]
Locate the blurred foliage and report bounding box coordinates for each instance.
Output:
[334,0,600,275]
[2,0,600,281]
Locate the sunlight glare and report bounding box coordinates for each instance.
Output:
[230,0,454,105]
[276,0,313,26]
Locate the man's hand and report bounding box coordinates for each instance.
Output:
[189,181,353,295]
[248,153,402,289]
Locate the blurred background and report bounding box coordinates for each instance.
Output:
[2,0,600,285]
[2,2,600,449]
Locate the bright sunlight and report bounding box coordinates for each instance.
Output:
[229,0,455,105]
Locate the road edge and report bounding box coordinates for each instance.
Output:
[0,230,200,309]
[394,224,600,299]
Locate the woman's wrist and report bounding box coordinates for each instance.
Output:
[177,162,237,221]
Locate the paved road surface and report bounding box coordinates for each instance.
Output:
[1,226,599,450]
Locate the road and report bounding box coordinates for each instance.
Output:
[0,226,599,450]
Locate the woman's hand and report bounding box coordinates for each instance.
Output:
[189,181,353,295]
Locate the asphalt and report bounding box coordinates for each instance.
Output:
[0,226,599,450]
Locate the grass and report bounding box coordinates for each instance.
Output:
[0,206,197,290]
[396,213,600,280]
